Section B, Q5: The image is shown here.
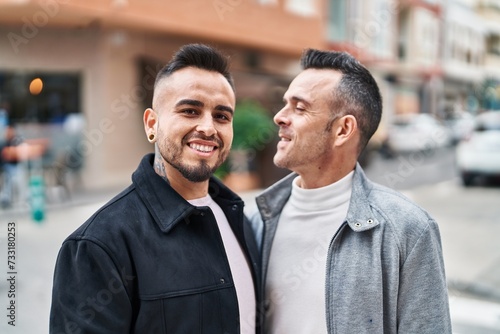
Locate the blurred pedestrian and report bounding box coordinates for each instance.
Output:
[0,126,24,208]
[0,124,49,208]
[50,44,260,333]
[250,48,452,333]
[0,102,9,143]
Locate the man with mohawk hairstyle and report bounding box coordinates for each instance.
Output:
[51,44,260,334]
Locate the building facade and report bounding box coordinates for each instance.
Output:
[0,0,326,192]
[325,0,445,148]
[442,0,486,116]
[2,0,499,195]
[477,0,500,110]
[325,0,500,135]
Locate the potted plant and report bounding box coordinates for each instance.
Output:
[217,99,275,191]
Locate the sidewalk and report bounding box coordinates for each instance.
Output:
[0,185,122,334]
[0,184,257,334]
[0,183,499,333]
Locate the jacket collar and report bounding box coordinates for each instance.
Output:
[256,172,294,222]
[257,163,380,232]
[345,164,381,232]
[132,154,242,233]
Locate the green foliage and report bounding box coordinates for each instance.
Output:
[231,99,275,150]
[214,160,230,180]
[214,99,275,178]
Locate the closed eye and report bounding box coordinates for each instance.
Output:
[295,103,307,112]
[283,96,310,113]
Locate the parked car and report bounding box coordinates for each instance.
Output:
[387,113,453,153]
[456,111,500,186]
[444,112,475,144]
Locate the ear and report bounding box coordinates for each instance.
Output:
[143,108,157,134]
[333,115,358,147]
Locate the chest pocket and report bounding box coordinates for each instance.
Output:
[133,215,241,333]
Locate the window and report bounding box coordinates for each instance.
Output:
[285,0,318,16]
[487,34,500,56]
[368,0,397,57]
[327,0,349,41]
[256,0,278,5]
[0,72,81,124]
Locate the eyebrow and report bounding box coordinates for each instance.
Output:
[175,99,203,108]
[215,105,234,115]
[175,99,234,115]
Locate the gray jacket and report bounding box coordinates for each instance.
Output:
[250,164,452,334]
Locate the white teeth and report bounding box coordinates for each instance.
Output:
[190,143,214,152]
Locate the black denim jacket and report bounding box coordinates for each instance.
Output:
[50,154,260,333]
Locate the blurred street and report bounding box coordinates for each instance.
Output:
[0,146,499,333]
[368,147,500,334]
[1,0,500,332]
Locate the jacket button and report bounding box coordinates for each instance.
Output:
[232,205,238,211]
[220,278,225,284]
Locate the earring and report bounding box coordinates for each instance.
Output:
[148,133,155,143]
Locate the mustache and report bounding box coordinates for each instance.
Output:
[184,133,224,148]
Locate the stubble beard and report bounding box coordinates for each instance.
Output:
[273,126,333,172]
[159,135,227,183]
[273,151,289,170]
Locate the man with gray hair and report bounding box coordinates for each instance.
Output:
[251,48,451,333]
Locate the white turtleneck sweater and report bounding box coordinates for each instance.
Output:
[265,171,354,334]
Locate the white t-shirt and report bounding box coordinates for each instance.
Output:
[265,171,354,334]
[188,195,256,334]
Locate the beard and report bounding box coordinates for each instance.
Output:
[169,158,218,182]
[158,132,227,183]
[274,125,333,171]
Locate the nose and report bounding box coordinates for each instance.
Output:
[196,113,217,137]
[274,106,289,126]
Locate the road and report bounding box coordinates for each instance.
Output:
[410,178,500,334]
[0,146,499,333]
[363,146,459,190]
[363,147,500,291]
[364,147,500,333]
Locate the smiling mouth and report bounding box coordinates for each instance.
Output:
[278,133,292,142]
[189,143,216,153]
